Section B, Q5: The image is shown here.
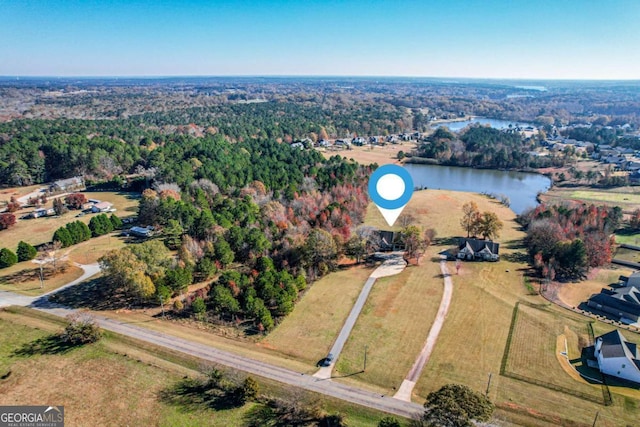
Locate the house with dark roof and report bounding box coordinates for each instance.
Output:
[457,238,499,262]
[378,230,404,252]
[593,330,640,384]
[49,176,84,192]
[587,285,640,324]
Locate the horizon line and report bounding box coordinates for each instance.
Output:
[1,74,640,83]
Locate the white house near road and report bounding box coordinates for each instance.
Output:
[91,201,113,213]
[594,330,640,384]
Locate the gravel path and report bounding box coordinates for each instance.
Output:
[394,256,453,401]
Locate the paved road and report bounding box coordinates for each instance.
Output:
[0,261,423,419]
[34,304,423,419]
[394,256,453,401]
[314,253,407,379]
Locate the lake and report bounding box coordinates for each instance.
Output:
[433,117,534,133]
[404,163,551,215]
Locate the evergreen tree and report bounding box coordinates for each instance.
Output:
[0,248,18,268]
[53,227,74,247]
[16,241,37,262]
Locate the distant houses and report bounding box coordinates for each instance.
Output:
[457,238,499,262]
[586,275,640,324]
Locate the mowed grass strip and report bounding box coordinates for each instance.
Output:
[334,257,443,394]
[262,265,375,367]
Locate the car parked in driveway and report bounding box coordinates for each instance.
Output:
[320,353,334,367]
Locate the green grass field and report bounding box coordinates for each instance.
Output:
[0,307,396,427]
[570,190,640,205]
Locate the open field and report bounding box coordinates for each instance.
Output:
[334,259,443,394]
[540,185,640,213]
[320,143,411,166]
[263,265,375,366]
[0,307,395,427]
[0,262,83,296]
[614,230,640,246]
[0,191,139,251]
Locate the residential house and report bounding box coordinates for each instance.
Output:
[91,201,113,213]
[586,282,640,324]
[334,139,351,148]
[592,330,640,384]
[128,226,153,238]
[351,137,366,146]
[457,238,499,261]
[378,230,404,252]
[290,142,304,150]
[49,176,84,193]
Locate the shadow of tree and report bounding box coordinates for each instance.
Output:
[503,239,527,250]
[434,236,459,246]
[501,252,529,264]
[158,377,245,412]
[49,277,141,310]
[12,334,78,356]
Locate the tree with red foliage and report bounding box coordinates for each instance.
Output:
[5,196,20,213]
[0,213,16,230]
[64,193,87,210]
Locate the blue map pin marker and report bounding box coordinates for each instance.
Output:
[368,164,414,227]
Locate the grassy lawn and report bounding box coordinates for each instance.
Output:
[263,265,375,367]
[0,262,83,296]
[0,308,395,427]
[570,190,640,205]
[504,303,603,403]
[0,191,139,251]
[334,258,443,394]
[613,247,640,263]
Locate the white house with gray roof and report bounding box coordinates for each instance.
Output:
[594,330,640,384]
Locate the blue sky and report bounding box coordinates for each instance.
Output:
[1,0,639,79]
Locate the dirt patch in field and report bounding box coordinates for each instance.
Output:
[373,277,403,317]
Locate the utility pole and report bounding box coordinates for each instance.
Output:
[485,372,492,396]
[159,295,165,319]
[363,345,368,372]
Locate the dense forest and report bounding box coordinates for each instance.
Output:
[412,126,565,169]
[518,203,621,280]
